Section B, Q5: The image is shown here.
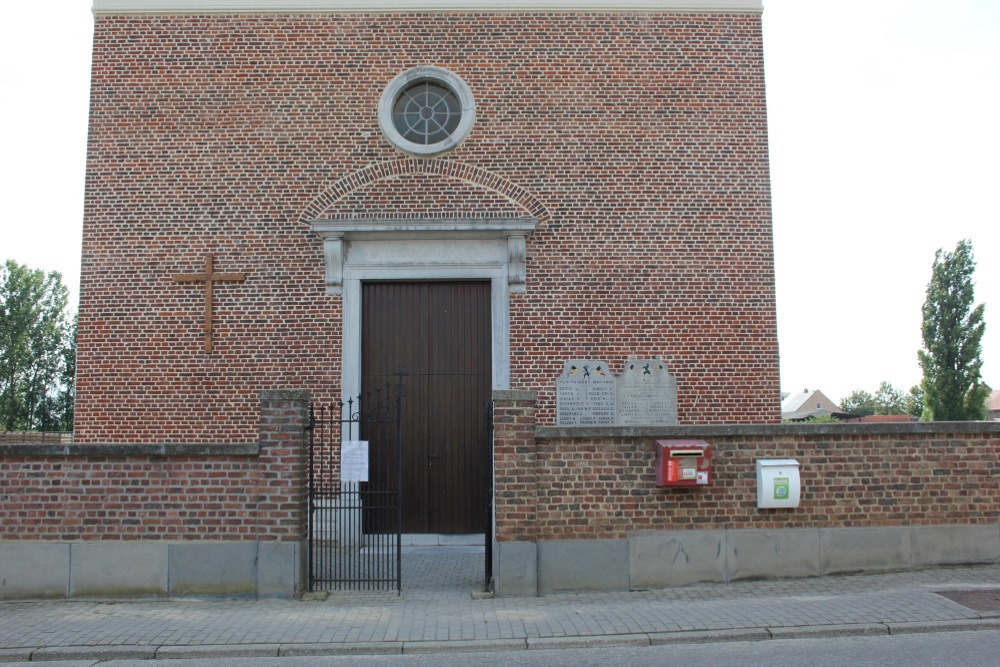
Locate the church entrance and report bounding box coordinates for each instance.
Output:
[361,281,492,535]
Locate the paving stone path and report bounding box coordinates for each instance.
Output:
[0,559,997,661]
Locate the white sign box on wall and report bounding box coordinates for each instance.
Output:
[756,459,800,508]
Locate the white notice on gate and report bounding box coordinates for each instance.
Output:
[340,440,369,482]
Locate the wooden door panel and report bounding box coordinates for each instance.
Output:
[362,282,491,534]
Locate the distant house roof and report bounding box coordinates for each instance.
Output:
[781,388,842,414]
[989,389,1000,411]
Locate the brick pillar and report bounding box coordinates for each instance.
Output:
[257,390,310,597]
[258,389,310,540]
[492,389,538,596]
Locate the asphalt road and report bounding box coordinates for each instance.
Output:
[6,629,997,667]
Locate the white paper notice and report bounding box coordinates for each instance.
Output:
[340,440,369,482]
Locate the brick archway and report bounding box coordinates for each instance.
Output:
[299,158,550,224]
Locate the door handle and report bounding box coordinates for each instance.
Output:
[428,454,439,467]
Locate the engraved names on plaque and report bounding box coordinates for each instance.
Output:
[555,360,616,425]
[555,357,679,426]
[616,358,678,425]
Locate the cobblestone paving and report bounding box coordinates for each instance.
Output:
[403,546,487,593]
[0,562,997,651]
[312,546,487,597]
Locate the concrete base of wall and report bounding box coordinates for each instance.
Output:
[539,539,630,593]
[0,541,305,600]
[494,524,1000,597]
[493,541,537,598]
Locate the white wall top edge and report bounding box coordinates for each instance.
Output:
[93,0,763,15]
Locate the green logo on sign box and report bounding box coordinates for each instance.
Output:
[773,477,790,500]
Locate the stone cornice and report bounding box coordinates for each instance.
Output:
[0,443,260,457]
[536,421,1000,440]
[93,0,763,15]
[309,217,538,294]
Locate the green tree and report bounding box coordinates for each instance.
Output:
[917,240,989,421]
[53,314,77,431]
[905,385,924,420]
[0,260,75,431]
[873,381,907,415]
[842,381,911,416]
[840,389,876,416]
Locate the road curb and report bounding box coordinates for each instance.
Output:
[887,618,1000,634]
[5,620,1000,662]
[279,641,403,656]
[402,638,528,654]
[154,644,282,659]
[767,623,888,639]
[526,634,650,650]
[0,648,34,663]
[29,646,158,662]
[648,628,772,644]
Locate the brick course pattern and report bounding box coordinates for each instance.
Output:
[0,392,308,541]
[533,434,1000,538]
[493,392,540,543]
[0,456,258,540]
[0,432,72,444]
[493,395,1000,542]
[77,11,778,443]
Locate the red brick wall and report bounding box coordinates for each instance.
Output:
[0,455,259,540]
[493,391,539,543]
[494,395,1000,542]
[77,11,778,443]
[0,432,72,444]
[533,433,1000,539]
[0,391,308,541]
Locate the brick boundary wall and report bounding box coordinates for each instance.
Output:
[492,391,1000,595]
[531,426,1000,538]
[0,390,309,599]
[0,391,308,542]
[256,390,310,543]
[0,432,73,444]
[493,390,539,544]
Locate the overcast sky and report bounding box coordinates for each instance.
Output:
[1,1,997,405]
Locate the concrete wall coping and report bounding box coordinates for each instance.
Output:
[259,389,312,402]
[493,389,538,402]
[0,443,260,458]
[93,1,765,16]
[536,421,1000,439]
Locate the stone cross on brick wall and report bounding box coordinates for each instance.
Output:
[172,254,246,353]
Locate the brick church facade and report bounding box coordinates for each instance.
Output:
[75,0,779,446]
[2,1,996,600]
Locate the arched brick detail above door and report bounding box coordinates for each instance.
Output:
[299,158,550,224]
[319,172,526,221]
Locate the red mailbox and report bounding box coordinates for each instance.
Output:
[656,440,712,487]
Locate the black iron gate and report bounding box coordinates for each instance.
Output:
[484,399,494,590]
[306,380,404,593]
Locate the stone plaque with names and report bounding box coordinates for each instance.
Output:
[556,360,616,425]
[616,358,678,425]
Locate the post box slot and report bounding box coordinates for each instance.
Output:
[655,440,712,487]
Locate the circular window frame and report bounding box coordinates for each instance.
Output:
[379,66,476,157]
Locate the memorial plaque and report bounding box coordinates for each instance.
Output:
[556,360,616,425]
[616,358,678,425]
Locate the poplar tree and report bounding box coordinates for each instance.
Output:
[917,240,989,421]
[0,260,75,431]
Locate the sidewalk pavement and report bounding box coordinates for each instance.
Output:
[0,559,997,662]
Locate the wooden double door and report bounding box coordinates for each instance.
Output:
[361,281,492,535]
